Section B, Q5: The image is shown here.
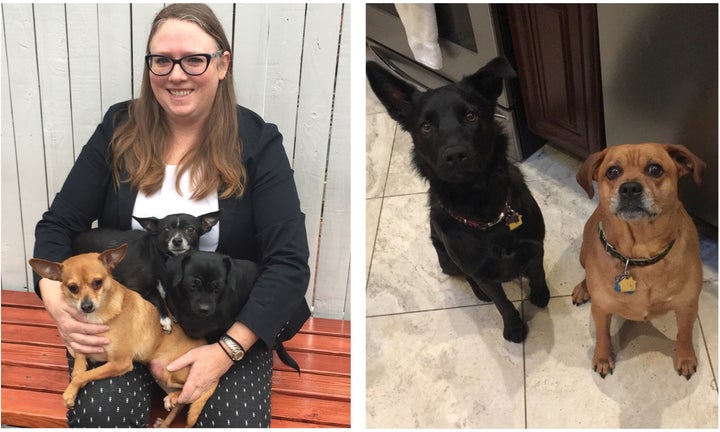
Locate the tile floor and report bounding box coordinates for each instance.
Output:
[365,82,719,428]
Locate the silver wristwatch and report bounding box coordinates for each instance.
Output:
[220,335,245,361]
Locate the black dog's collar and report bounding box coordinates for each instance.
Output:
[441,192,520,231]
[598,221,675,267]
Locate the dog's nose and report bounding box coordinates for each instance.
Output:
[619,181,643,198]
[441,146,468,165]
[80,299,95,313]
[172,237,184,246]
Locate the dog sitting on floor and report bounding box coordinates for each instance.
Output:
[366,57,550,343]
[72,211,221,333]
[572,143,706,379]
[29,244,215,427]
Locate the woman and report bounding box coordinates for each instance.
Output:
[32,3,310,427]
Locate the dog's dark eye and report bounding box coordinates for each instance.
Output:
[67,284,79,294]
[606,166,622,180]
[185,226,196,234]
[420,122,432,134]
[190,278,201,291]
[465,111,478,123]
[646,163,664,178]
[91,279,103,290]
[210,280,221,293]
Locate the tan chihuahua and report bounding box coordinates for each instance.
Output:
[29,244,217,427]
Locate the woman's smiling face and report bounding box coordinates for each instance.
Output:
[148,18,229,126]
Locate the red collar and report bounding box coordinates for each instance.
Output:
[440,192,521,231]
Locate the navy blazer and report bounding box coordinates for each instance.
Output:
[33,101,311,348]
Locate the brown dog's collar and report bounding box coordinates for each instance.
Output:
[598,221,675,267]
[441,192,521,231]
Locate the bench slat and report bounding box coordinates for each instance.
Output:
[272,369,350,401]
[2,364,67,393]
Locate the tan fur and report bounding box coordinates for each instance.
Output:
[572,143,706,379]
[29,244,217,427]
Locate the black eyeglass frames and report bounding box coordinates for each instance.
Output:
[145,50,224,76]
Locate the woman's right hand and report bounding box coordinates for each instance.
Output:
[39,278,110,357]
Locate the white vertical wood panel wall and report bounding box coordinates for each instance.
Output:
[1,3,351,320]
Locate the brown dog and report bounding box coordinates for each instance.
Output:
[29,245,217,427]
[572,143,706,379]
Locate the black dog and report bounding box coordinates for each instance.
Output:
[164,250,300,371]
[367,58,549,342]
[72,211,222,333]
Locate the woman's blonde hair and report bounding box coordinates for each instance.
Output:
[111,3,245,200]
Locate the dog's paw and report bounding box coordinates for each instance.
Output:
[503,320,528,343]
[160,317,173,334]
[529,284,550,308]
[62,388,77,409]
[674,350,698,380]
[592,354,615,378]
[153,417,168,428]
[572,280,591,306]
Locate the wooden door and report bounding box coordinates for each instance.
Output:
[506,4,604,159]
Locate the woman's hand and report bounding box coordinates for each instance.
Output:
[39,278,110,357]
[165,343,233,404]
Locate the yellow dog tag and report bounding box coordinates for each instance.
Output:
[507,214,523,231]
[614,275,636,293]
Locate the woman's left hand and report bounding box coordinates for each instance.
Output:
[166,343,233,404]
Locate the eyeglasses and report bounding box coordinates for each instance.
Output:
[145,50,224,76]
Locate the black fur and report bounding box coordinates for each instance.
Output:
[71,211,222,333]
[164,250,300,372]
[367,58,549,343]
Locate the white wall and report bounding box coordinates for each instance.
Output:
[0,3,351,320]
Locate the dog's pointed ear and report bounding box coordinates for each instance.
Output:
[366,61,418,130]
[199,210,223,234]
[461,57,516,101]
[576,149,608,199]
[29,258,63,281]
[133,216,160,233]
[664,144,706,186]
[99,244,127,270]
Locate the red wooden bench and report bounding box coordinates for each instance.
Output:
[0,290,350,428]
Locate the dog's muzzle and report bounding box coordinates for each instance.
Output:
[610,181,659,220]
[168,235,190,255]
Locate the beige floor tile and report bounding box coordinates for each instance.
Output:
[366,304,526,428]
[366,112,396,198]
[384,128,428,196]
[525,297,718,428]
[366,197,382,278]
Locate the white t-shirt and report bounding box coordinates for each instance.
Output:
[131,165,220,251]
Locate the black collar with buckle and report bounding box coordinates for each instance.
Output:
[598,221,675,267]
[441,192,522,231]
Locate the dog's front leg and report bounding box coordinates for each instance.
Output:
[63,359,135,408]
[62,353,89,408]
[590,303,614,378]
[674,303,698,379]
[472,278,527,343]
[525,251,549,308]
